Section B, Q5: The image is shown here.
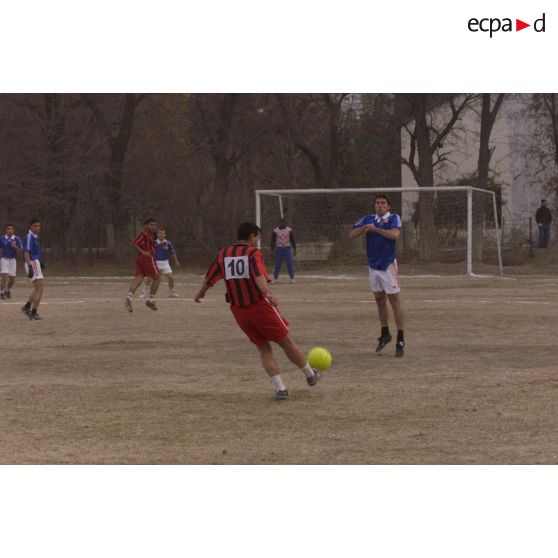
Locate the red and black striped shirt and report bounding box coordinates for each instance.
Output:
[205,242,269,307]
[133,230,155,256]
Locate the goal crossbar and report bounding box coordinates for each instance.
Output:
[255,186,496,195]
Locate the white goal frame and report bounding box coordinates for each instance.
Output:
[255,186,504,276]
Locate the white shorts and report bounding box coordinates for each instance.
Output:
[156,260,172,274]
[25,260,44,281]
[0,258,17,277]
[369,261,400,294]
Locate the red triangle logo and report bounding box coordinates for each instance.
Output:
[516,19,530,31]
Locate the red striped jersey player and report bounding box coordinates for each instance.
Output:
[125,217,161,312]
[195,222,320,401]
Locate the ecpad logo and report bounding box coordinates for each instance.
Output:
[468,13,546,37]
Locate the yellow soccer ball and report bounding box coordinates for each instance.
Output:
[307,347,333,371]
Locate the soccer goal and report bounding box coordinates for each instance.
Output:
[256,187,504,276]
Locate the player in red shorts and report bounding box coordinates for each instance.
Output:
[125,217,161,312]
[194,222,320,401]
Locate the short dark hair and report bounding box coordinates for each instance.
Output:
[144,217,157,225]
[6,223,15,228]
[237,222,261,241]
[374,194,392,206]
[29,218,40,227]
[278,218,287,227]
[542,199,547,203]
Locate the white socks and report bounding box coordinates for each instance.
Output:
[302,363,315,378]
[270,375,287,391]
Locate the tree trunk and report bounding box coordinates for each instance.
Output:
[109,95,142,255]
[207,94,237,249]
[82,94,144,259]
[42,94,69,259]
[476,94,505,263]
[324,94,345,188]
[474,96,491,262]
[414,95,436,261]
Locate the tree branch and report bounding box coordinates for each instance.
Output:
[430,95,474,155]
[81,94,115,148]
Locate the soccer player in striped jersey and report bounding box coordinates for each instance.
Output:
[271,218,296,283]
[125,217,161,312]
[21,219,45,320]
[350,194,405,358]
[0,224,23,300]
[194,222,320,401]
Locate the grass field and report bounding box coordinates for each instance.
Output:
[2,268,557,464]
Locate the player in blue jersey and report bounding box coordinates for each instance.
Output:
[349,194,405,357]
[140,228,181,298]
[0,224,23,300]
[21,218,45,320]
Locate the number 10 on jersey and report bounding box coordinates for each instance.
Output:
[225,256,250,280]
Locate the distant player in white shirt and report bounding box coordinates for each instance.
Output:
[141,228,180,298]
[350,194,405,357]
[0,224,23,300]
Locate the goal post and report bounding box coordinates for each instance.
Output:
[256,187,503,276]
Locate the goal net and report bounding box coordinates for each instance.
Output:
[256,187,503,276]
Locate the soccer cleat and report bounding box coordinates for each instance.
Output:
[395,341,405,358]
[145,300,158,311]
[306,368,321,387]
[290,278,296,284]
[124,298,133,313]
[21,304,31,316]
[139,293,146,299]
[5,290,11,299]
[168,291,179,298]
[274,389,289,401]
[29,311,43,320]
[375,334,392,353]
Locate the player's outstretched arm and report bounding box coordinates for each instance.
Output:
[194,282,210,302]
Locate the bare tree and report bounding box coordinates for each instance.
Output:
[81,93,147,252]
[276,94,349,188]
[3,94,103,260]
[400,94,476,261]
[526,94,558,197]
[188,94,277,249]
[340,94,401,188]
[540,94,558,173]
